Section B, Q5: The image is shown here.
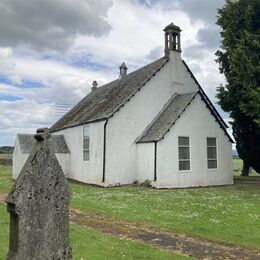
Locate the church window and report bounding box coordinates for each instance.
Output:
[83,126,90,161]
[178,137,190,170]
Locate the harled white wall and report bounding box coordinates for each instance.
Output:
[154,94,233,188]
[13,137,29,179]
[56,153,70,177]
[55,120,105,185]
[169,52,198,94]
[136,142,154,183]
[105,51,199,186]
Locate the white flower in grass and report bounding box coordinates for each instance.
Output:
[209,218,220,223]
[248,213,259,220]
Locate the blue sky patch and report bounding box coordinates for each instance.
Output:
[18,79,45,89]
[0,95,23,101]
[0,75,12,85]
[0,75,45,89]
[69,55,110,71]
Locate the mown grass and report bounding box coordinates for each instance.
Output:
[0,166,189,259]
[1,164,260,252]
[70,224,189,260]
[233,158,258,176]
[70,182,260,249]
[0,165,13,193]
[0,154,12,160]
[0,204,9,258]
[0,205,188,260]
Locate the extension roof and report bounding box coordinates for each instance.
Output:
[137,90,233,143]
[51,57,169,132]
[137,92,198,143]
[17,134,70,154]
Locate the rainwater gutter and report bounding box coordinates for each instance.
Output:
[102,119,108,183]
[154,141,157,181]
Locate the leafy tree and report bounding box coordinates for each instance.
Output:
[215,0,260,175]
[0,146,14,154]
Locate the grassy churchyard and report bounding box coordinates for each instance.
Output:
[0,162,259,259]
[233,158,258,176]
[0,154,12,160]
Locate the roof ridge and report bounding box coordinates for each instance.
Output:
[97,57,167,92]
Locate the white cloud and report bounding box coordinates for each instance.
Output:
[0,98,54,145]
[0,0,231,145]
[0,0,112,51]
[0,48,14,70]
[73,0,203,69]
[0,52,116,146]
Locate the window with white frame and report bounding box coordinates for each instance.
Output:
[207,137,217,169]
[178,136,190,171]
[83,126,90,161]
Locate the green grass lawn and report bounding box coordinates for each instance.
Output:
[0,204,188,260]
[233,158,258,176]
[0,154,12,160]
[1,164,260,253]
[0,165,13,193]
[70,182,260,249]
[0,166,188,259]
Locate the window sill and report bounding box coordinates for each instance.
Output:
[178,170,192,173]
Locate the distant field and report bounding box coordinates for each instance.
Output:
[0,154,12,160]
[233,158,258,176]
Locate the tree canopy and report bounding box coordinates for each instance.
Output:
[216,0,260,175]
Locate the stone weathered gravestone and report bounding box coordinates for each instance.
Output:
[6,128,72,259]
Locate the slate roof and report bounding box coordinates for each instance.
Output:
[17,134,70,154]
[137,92,198,143]
[50,57,169,132]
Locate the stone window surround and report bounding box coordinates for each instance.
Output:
[178,136,190,171]
[83,125,90,161]
[207,137,218,169]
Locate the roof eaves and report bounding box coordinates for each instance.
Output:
[50,117,107,133]
[136,140,156,144]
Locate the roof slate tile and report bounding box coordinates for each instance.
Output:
[18,134,70,154]
[136,92,198,143]
[51,57,168,132]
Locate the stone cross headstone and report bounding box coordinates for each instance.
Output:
[6,128,72,259]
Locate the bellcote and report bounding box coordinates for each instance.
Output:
[164,23,182,56]
[119,62,128,79]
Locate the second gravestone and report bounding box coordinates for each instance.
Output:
[6,128,72,259]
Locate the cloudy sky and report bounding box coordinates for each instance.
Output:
[0,0,229,146]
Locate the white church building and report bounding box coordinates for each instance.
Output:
[13,23,234,188]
